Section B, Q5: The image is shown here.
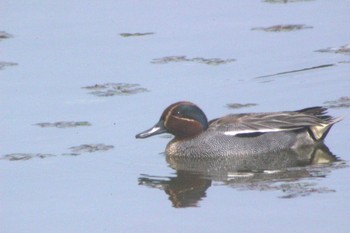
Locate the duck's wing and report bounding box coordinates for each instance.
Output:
[208,107,341,140]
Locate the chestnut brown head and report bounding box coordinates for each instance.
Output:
[135,101,208,140]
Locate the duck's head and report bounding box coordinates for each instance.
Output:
[135,101,208,140]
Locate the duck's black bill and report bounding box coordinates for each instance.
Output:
[135,121,167,139]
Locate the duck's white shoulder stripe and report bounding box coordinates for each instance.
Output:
[223,128,287,136]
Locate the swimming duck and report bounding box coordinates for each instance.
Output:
[135,101,341,157]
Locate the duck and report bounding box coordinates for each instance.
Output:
[135,101,341,157]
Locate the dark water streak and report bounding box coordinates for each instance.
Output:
[254,64,335,79]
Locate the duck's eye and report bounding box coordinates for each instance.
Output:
[175,111,182,116]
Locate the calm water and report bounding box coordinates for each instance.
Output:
[1,1,350,232]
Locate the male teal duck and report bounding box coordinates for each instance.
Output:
[135,101,341,157]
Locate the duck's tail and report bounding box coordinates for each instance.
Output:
[298,107,342,141]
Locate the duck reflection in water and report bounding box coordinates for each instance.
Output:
[139,171,211,208]
[139,144,344,208]
[136,102,343,207]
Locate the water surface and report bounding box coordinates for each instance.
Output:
[1,1,350,233]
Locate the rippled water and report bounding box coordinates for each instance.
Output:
[1,1,350,233]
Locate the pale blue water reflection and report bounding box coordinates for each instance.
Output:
[1,1,350,233]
